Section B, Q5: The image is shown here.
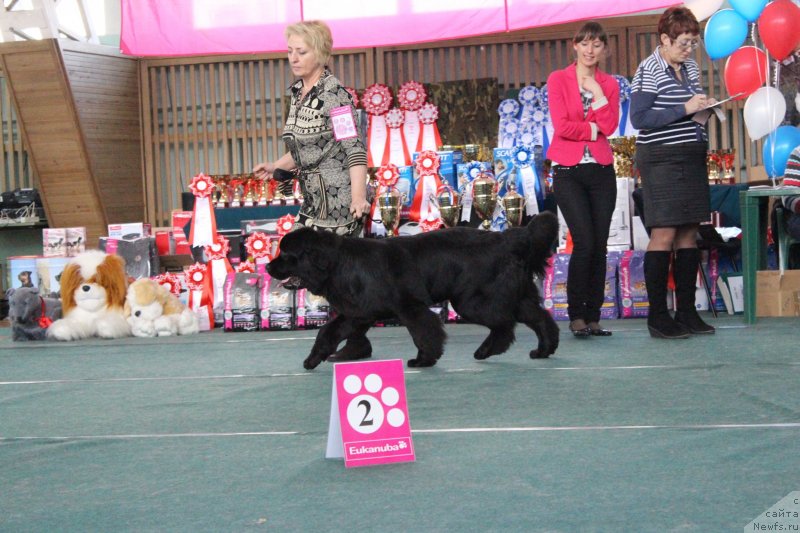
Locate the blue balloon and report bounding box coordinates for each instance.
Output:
[704,9,749,60]
[763,126,800,178]
[729,0,768,22]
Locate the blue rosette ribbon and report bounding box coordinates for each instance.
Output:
[498,117,520,148]
[510,145,543,214]
[614,74,632,136]
[517,85,541,108]
[498,99,521,120]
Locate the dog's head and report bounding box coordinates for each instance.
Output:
[7,287,42,325]
[267,228,337,294]
[60,250,128,314]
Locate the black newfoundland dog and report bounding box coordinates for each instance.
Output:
[267,211,560,369]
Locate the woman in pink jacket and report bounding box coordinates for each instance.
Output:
[546,21,620,337]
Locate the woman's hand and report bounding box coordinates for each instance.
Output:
[581,76,604,99]
[350,196,371,219]
[253,161,275,180]
[684,94,709,114]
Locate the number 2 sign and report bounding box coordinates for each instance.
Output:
[325,359,415,468]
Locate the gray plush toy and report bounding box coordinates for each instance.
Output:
[7,287,63,341]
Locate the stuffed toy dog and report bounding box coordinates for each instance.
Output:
[7,287,62,341]
[47,250,131,341]
[125,278,199,337]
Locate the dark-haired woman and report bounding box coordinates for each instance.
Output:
[631,6,716,339]
[547,21,620,337]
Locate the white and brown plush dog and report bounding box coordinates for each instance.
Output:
[47,250,131,341]
[125,278,199,337]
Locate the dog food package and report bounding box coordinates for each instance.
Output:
[107,222,151,240]
[35,256,69,298]
[99,237,160,280]
[447,301,462,322]
[294,288,331,329]
[65,227,87,256]
[543,253,570,320]
[260,274,294,330]
[396,166,414,207]
[8,256,40,291]
[42,228,67,257]
[600,251,620,320]
[241,219,280,236]
[222,272,261,331]
[618,250,649,318]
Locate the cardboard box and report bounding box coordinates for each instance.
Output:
[608,178,634,248]
[65,227,87,256]
[756,270,800,317]
[107,222,151,240]
[43,228,67,257]
[8,256,40,290]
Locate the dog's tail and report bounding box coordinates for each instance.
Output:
[521,211,559,276]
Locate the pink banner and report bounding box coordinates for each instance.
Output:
[121,0,678,57]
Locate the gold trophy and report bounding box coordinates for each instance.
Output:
[377,188,402,236]
[430,186,461,228]
[214,175,230,208]
[472,173,498,230]
[257,178,269,206]
[707,151,721,184]
[719,148,736,184]
[501,184,526,227]
[609,136,636,178]
[242,174,257,207]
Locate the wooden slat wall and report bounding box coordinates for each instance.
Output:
[0,71,37,193]
[131,14,764,224]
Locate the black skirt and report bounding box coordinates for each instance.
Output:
[636,142,710,228]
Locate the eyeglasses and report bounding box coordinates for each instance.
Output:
[674,38,700,50]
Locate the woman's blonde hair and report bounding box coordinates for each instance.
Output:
[285,20,333,67]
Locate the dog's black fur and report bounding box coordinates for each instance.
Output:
[267,211,560,369]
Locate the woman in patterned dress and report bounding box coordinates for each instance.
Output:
[253,20,370,236]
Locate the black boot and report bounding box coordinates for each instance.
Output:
[644,251,690,339]
[327,334,373,362]
[673,248,715,334]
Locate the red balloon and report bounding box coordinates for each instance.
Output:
[757,0,800,61]
[724,46,768,100]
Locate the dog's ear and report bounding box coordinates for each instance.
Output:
[59,263,83,313]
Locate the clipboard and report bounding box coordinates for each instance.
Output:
[705,93,744,109]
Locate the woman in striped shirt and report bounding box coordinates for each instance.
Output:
[630,7,716,339]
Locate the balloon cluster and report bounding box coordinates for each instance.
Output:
[687,0,800,177]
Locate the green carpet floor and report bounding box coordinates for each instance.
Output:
[1,316,798,532]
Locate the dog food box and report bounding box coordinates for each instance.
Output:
[107,222,151,240]
[601,251,620,320]
[99,237,160,280]
[395,165,414,208]
[7,256,40,291]
[618,250,649,318]
[543,253,569,320]
[34,256,69,298]
[260,274,294,330]
[222,272,261,332]
[65,227,87,256]
[295,288,331,329]
[42,228,67,257]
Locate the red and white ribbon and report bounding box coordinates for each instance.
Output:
[236,261,256,273]
[204,235,234,308]
[345,86,359,108]
[154,272,182,297]
[363,84,392,167]
[188,173,218,247]
[276,214,296,236]
[399,81,426,155]
[416,103,442,152]
[409,151,442,224]
[245,231,273,273]
[383,108,410,166]
[367,164,400,237]
[185,263,214,330]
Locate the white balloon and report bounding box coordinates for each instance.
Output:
[743,87,786,140]
[683,0,726,21]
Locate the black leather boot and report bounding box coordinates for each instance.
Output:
[644,251,690,339]
[673,248,715,334]
[327,334,373,362]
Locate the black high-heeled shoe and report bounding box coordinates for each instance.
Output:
[587,322,613,336]
[569,320,592,338]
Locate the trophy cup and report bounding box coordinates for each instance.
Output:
[257,178,269,206]
[610,136,636,178]
[214,175,230,208]
[228,176,244,207]
[242,174,257,207]
[707,151,721,184]
[377,188,402,236]
[430,186,461,228]
[472,172,497,230]
[719,148,736,184]
[501,184,526,227]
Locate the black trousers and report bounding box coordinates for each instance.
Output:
[553,163,617,322]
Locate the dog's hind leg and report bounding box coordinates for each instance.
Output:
[399,307,446,368]
[473,326,515,360]
[304,315,370,370]
[517,295,560,359]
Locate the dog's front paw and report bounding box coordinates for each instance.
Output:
[529,349,551,359]
[407,357,437,368]
[473,347,492,360]
[303,354,324,370]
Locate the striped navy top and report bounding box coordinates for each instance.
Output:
[630,48,707,145]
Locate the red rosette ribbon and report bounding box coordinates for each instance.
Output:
[154,272,182,297]
[345,87,359,108]
[415,150,441,176]
[377,164,400,188]
[236,261,256,273]
[420,217,442,233]
[184,263,214,330]
[362,83,392,116]
[384,107,405,129]
[398,81,427,111]
[276,214,296,236]
[416,103,442,152]
[204,235,230,261]
[245,232,272,259]
[188,173,219,247]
